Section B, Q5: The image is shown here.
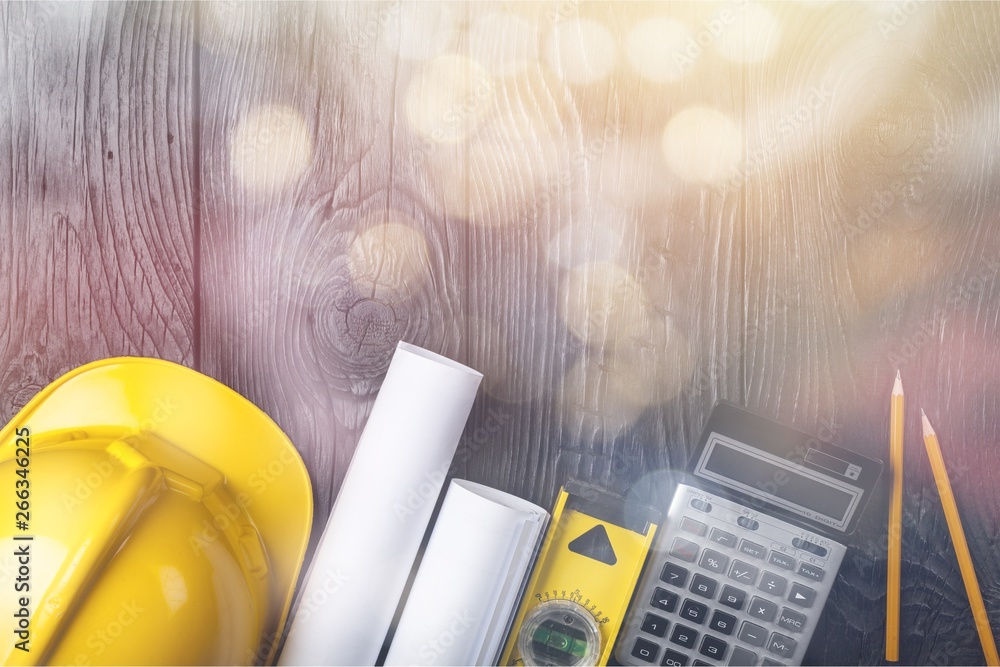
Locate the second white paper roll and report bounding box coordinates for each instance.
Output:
[278,342,482,666]
[384,480,549,666]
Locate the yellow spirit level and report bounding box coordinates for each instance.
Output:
[501,481,659,666]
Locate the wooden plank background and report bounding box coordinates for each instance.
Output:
[3,2,999,664]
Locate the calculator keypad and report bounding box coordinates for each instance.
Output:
[617,484,846,666]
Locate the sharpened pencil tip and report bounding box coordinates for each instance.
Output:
[892,372,903,396]
[921,410,935,437]
[896,369,901,380]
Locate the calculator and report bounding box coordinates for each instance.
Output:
[615,402,882,667]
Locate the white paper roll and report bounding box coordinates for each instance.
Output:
[278,342,482,666]
[384,480,549,666]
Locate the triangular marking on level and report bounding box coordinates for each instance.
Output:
[567,524,617,565]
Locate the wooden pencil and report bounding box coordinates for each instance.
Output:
[921,410,1000,667]
[886,371,904,662]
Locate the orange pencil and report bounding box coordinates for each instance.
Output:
[886,371,904,662]
[922,410,1000,667]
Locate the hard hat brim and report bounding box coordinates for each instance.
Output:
[0,357,313,665]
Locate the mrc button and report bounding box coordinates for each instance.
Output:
[778,607,807,633]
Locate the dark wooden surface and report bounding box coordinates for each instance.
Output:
[3,2,999,664]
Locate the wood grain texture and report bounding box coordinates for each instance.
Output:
[450,1,745,513]
[197,1,472,523]
[0,1,195,422]
[1,1,975,664]
[741,3,1000,664]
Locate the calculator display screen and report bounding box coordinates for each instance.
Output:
[693,433,863,531]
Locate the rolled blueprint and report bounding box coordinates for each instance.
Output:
[384,480,549,666]
[278,342,482,666]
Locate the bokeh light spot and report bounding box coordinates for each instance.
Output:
[545,18,617,85]
[230,104,313,195]
[405,54,495,144]
[626,17,695,84]
[661,107,742,184]
[715,3,781,64]
[381,2,457,60]
[469,12,539,77]
[347,215,432,296]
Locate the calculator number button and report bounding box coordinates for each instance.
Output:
[718,585,746,611]
[642,612,670,638]
[631,637,660,663]
[652,587,680,613]
[727,560,758,584]
[661,562,690,587]
[681,517,708,537]
[767,632,797,659]
[709,610,736,636]
[690,574,718,599]
[699,635,728,661]
[671,624,699,649]
[797,562,825,582]
[680,599,709,624]
[747,596,778,622]
[777,607,806,633]
[709,528,736,548]
[737,622,767,647]
[662,648,690,666]
[788,583,816,608]
[671,537,701,562]
[738,539,765,559]
[767,550,794,570]
[699,549,729,574]
[757,571,788,596]
[728,647,757,666]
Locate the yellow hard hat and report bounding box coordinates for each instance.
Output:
[0,357,313,666]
